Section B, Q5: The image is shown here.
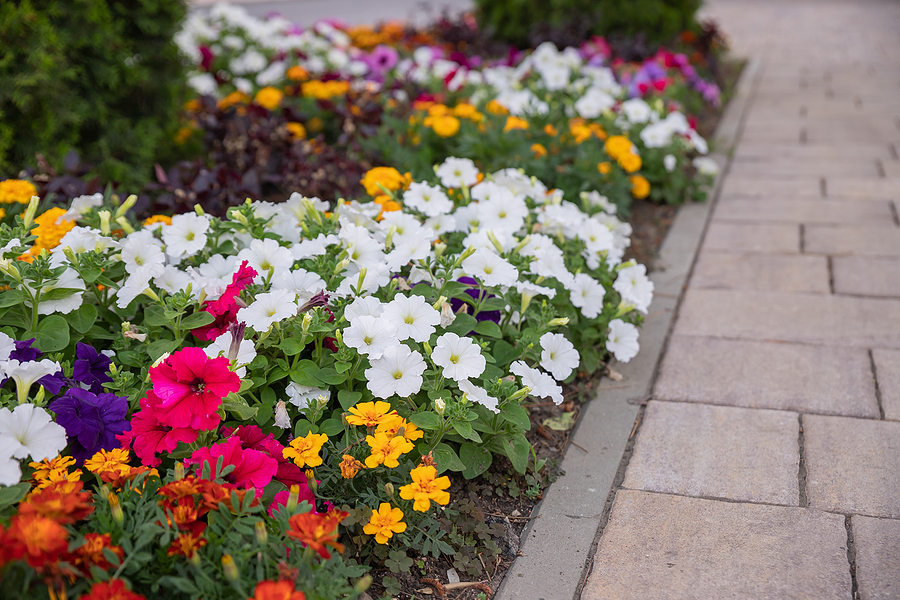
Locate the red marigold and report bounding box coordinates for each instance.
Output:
[250,580,306,600]
[72,532,124,573]
[19,480,94,524]
[285,509,348,559]
[78,579,147,600]
[4,514,69,569]
[168,531,208,557]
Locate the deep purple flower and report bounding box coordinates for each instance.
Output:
[449,277,501,328]
[10,338,42,362]
[49,388,130,464]
[72,343,112,394]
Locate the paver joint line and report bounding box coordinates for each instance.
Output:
[845,516,860,600]
[799,414,809,508]
[869,349,886,420]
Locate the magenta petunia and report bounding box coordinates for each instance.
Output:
[223,425,306,488]
[117,391,198,467]
[193,261,258,341]
[186,436,278,490]
[150,347,240,430]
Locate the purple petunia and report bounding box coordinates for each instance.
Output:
[10,338,42,362]
[72,342,112,393]
[49,388,130,464]
[449,277,501,326]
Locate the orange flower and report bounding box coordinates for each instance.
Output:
[503,116,529,133]
[376,415,424,443]
[142,214,172,227]
[4,514,69,568]
[0,179,37,204]
[159,476,203,501]
[630,175,651,199]
[345,400,395,427]
[364,431,414,468]
[362,503,406,544]
[85,448,131,478]
[544,124,559,136]
[617,151,642,173]
[255,87,284,110]
[399,465,451,512]
[531,143,547,158]
[28,207,76,254]
[426,103,450,117]
[360,167,411,197]
[486,99,508,114]
[72,533,124,573]
[428,114,460,137]
[78,579,147,600]
[286,122,307,140]
[597,161,612,175]
[287,65,309,81]
[339,454,365,479]
[283,432,328,468]
[20,480,94,524]
[453,103,481,121]
[286,509,348,559]
[218,90,250,110]
[604,135,633,160]
[167,531,208,557]
[250,580,307,600]
[30,455,82,489]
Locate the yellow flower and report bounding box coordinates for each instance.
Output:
[30,455,82,489]
[376,416,424,443]
[569,122,593,144]
[30,207,76,253]
[0,208,7,219]
[597,162,612,175]
[339,455,365,479]
[399,465,451,512]
[0,179,37,205]
[283,432,329,468]
[426,104,450,117]
[360,167,412,197]
[589,123,608,140]
[175,127,194,144]
[255,86,284,110]
[84,448,131,477]
[453,103,481,121]
[301,80,350,99]
[486,100,509,115]
[346,401,396,427]
[429,115,460,137]
[143,214,173,227]
[365,432,414,468]
[363,502,407,544]
[604,135,633,160]
[531,143,547,158]
[503,116,529,133]
[630,175,651,199]
[286,122,307,140]
[287,65,309,81]
[217,91,250,110]
[617,152,642,173]
[544,124,559,137]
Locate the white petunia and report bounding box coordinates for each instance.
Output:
[514,280,557,301]
[291,233,340,260]
[510,361,563,405]
[239,290,297,332]
[344,296,383,323]
[24,267,86,315]
[431,332,485,381]
[539,332,580,381]
[114,269,156,309]
[238,238,295,283]
[0,437,22,486]
[154,265,196,298]
[693,156,720,176]
[382,294,441,342]
[380,211,426,246]
[286,383,331,410]
[580,190,617,215]
[606,319,640,363]
[477,196,528,233]
[334,264,390,297]
[458,379,499,413]
[342,315,398,359]
[205,330,257,378]
[436,157,480,188]
[577,218,616,254]
[385,234,433,271]
[461,248,518,288]
[0,359,62,404]
[613,263,654,314]
[163,213,210,259]
[0,404,67,462]
[569,273,606,319]
[403,182,453,217]
[365,344,427,398]
[620,98,653,123]
[58,193,103,222]
[664,154,677,172]
[121,229,165,277]
[340,224,385,271]
[272,268,326,304]
[424,214,457,236]
[0,332,14,362]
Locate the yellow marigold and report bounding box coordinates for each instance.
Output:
[84,449,131,477]
[0,179,37,205]
[184,99,202,112]
[598,161,612,175]
[365,432,414,468]
[376,416,424,443]
[412,100,435,111]
[544,124,559,136]
[301,80,350,99]
[429,115,460,137]
[283,432,329,468]
[0,208,7,219]
[30,456,82,490]
[372,195,402,220]
[287,65,309,81]
[503,116,529,133]
[31,207,75,253]
[218,91,250,110]
[453,103,481,121]
[286,122,307,140]
[339,455,365,479]
[360,167,411,197]
[569,122,593,144]
[605,135,633,160]
[363,502,407,544]
[255,86,284,110]
[143,214,173,227]
[531,143,547,158]
[590,123,608,140]
[346,401,396,427]
[630,175,651,199]
[486,99,509,115]
[399,465,451,512]
[175,127,194,145]
[617,151,642,173]
[426,104,450,117]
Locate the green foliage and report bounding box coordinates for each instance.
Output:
[474,0,701,48]
[0,0,187,188]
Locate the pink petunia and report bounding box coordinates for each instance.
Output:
[193,261,258,341]
[186,436,278,490]
[117,391,198,467]
[222,425,306,488]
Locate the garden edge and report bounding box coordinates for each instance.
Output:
[494,56,764,600]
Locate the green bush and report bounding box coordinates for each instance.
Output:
[474,0,701,49]
[0,0,187,187]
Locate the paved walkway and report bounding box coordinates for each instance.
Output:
[583,1,900,598]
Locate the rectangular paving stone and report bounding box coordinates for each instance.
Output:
[703,222,799,253]
[692,252,830,293]
[852,516,900,599]
[623,401,800,504]
[655,336,879,417]
[674,289,900,349]
[714,199,893,224]
[872,349,900,420]
[806,225,900,256]
[833,257,900,298]
[729,160,882,178]
[582,490,852,600]
[827,178,900,199]
[721,176,821,198]
[804,415,900,518]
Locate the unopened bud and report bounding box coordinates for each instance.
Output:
[433,241,446,258]
[114,194,138,219]
[384,482,394,498]
[509,386,532,402]
[453,245,477,268]
[193,204,205,216]
[487,230,505,254]
[548,317,570,327]
[108,492,124,526]
[221,554,239,582]
[115,216,134,235]
[255,521,269,546]
[174,462,185,480]
[301,312,313,332]
[305,469,318,494]
[434,398,446,415]
[354,575,373,593]
[98,210,112,235]
[189,551,202,568]
[287,485,300,512]
[22,196,39,231]
[333,257,351,274]
[33,385,45,406]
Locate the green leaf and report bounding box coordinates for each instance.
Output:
[408,411,441,431]
[146,339,178,362]
[180,311,215,330]
[452,421,482,443]
[0,290,23,308]
[68,303,97,334]
[503,433,532,474]
[39,287,81,302]
[337,390,362,411]
[294,419,315,436]
[314,367,345,387]
[581,346,600,374]
[500,403,532,431]
[254,402,274,426]
[31,315,69,352]
[460,443,492,479]
[445,313,477,336]
[542,411,576,431]
[334,361,352,373]
[492,340,519,366]
[289,359,321,387]
[474,320,503,338]
[319,418,344,436]
[143,304,169,327]
[426,442,466,473]
[223,400,258,420]
[0,482,30,509]
[279,338,305,356]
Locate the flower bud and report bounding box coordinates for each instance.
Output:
[33,385,45,406]
[615,301,634,318]
[0,259,22,282]
[229,209,251,228]
[434,398,446,415]
[333,257,350,274]
[316,395,328,409]
[254,521,268,546]
[22,196,39,231]
[221,554,239,582]
[114,194,138,219]
[354,575,373,593]
[189,551,202,568]
[115,216,134,235]
[509,386,532,402]
[98,210,112,235]
[62,247,78,264]
[433,242,447,258]
[108,492,124,526]
[287,484,300,512]
[193,204,205,216]
[174,462,185,480]
[487,230,505,254]
[301,312,313,333]
[431,295,447,311]
[305,469,318,494]
[384,482,394,498]
[513,235,532,255]
[548,317,570,327]
[453,245,477,268]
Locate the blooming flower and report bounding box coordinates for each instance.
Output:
[363,503,407,544]
[613,263,654,314]
[461,248,518,288]
[286,509,347,559]
[0,437,22,486]
[0,358,63,404]
[162,213,210,259]
[285,383,330,410]
[382,294,441,343]
[606,319,640,363]
[343,295,383,323]
[365,431,414,468]
[18,479,94,524]
[239,289,298,332]
[186,436,278,490]
[24,267,86,315]
[283,432,328,468]
[458,379,499,413]
[569,273,606,319]
[117,391,198,467]
[249,580,306,600]
[436,157,480,188]
[342,315,398,359]
[339,454,365,479]
[121,230,165,277]
[48,388,129,464]
[399,465,451,512]
[72,342,113,393]
[539,332,580,381]
[272,268,326,304]
[402,182,453,217]
[76,580,147,600]
[193,261,257,341]
[431,332,485,381]
[0,404,67,462]
[3,514,69,569]
[237,238,295,282]
[346,401,396,427]
[510,361,563,405]
[204,329,257,378]
[84,448,132,483]
[365,344,427,399]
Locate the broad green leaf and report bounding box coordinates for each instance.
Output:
[408,411,441,431]
[0,482,30,509]
[180,311,215,330]
[223,400,258,420]
[279,338,305,356]
[337,389,362,411]
[289,359,321,387]
[492,340,519,366]
[500,403,532,431]
[314,367,345,386]
[254,402,274,426]
[294,419,316,436]
[460,442,492,479]
[474,320,502,338]
[452,421,482,443]
[143,304,169,327]
[31,315,69,352]
[68,303,97,334]
[318,418,344,436]
[39,287,81,302]
[0,290,23,308]
[503,433,532,474]
[424,442,466,473]
[445,313,477,336]
[146,339,179,362]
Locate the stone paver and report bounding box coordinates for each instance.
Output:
[623,402,799,505]
[833,257,900,298]
[720,176,821,198]
[714,198,893,224]
[806,225,900,256]
[827,178,900,199]
[852,516,900,599]
[691,251,829,293]
[872,348,900,420]
[703,222,799,253]
[674,289,900,349]
[804,415,900,518]
[654,336,879,417]
[729,160,882,178]
[582,490,852,600]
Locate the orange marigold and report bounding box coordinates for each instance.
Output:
[286,509,348,559]
[20,480,94,524]
[78,579,147,600]
[250,580,307,600]
[0,179,37,204]
[168,531,208,557]
[283,432,328,468]
[29,207,76,253]
[345,400,395,427]
[399,465,451,512]
[72,532,124,573]
[360,167,411,197]
[4,514,69,569]
[255,87,284,110]
[630,175,651,199]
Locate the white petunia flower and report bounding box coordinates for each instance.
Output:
[121,229,165,277]
[693,156,720,176]
[432,332,485,381]
[154,265,196,298]
[274,401,291,429]
[0,437,22,486]
[621,98,653,123]
[424,214,457,236]
[205,330,257,378]
[344,296,384,323]
[514,280,557,301]
[664,154,677,172]
[385,234,433,271]
[334,264,391,297]
[606,319,640,363]
[340,224,385,271]
[342,315,398,359]
[382,294,441,342]
[380,211,425,246]
[510,360,563,405]
[580,190,617,215]
[272,268,326,304]
[403,182,453,217]
[0,404,67,462]
[291,233,339,260]
[577,218,616,254]
[461,248,518,288]
[238,238,295,283]
[569,273,606,319]
[539,332,580,381]
[24,267,86,315]
[613,263,654,314]
[114,269,156,309]
[365,344,427,398]
[477,196,528,233]
[239,290,297,332]
[458,379,499,413]
[436,157,480,188]
[163,213,210,259]
[58,193,103,222]
[0,359,62,404]
[0,332,14,362]
[286,383,331,410]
